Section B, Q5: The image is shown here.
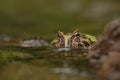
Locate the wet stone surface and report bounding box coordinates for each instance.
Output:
[19,39,48,47]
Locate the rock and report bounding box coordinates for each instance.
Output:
[87,19,120,80]
[98,52,120,80]
[19,38,48,47]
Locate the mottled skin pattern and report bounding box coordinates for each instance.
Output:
[51,29,95,48]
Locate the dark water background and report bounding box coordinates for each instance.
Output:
[0,0,120,80]
[0,0,120,40]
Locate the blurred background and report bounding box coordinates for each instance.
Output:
[0,0,120,41]
[0,1,120,80]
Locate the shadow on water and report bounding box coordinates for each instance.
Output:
[0,45,93,80]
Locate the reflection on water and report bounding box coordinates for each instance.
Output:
[0,46,91,80]
[51,63,90,80]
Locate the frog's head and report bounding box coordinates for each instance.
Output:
[51,29,81,48]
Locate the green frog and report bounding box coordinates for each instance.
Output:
[51,29,96,49]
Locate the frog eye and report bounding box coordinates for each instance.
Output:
[75,33,80,37]
[58,31,65,38]
[58,34,61,38]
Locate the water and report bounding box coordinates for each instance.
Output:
[0,43,92,80]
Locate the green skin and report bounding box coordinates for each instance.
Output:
[64,34,71,47]
[85,34,97,42]
[67,33,96,48]
[65,33,96,42]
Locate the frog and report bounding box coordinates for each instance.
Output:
[51,29,96,49]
